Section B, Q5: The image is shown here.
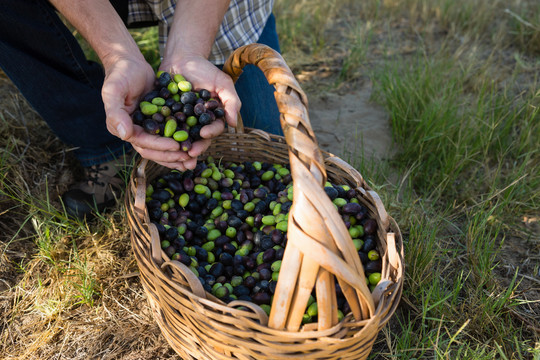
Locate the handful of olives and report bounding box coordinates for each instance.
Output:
[132,71,225,152]
[146,157,382,324]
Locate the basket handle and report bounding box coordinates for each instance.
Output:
[133,158,150,220]
[223,44,374,331]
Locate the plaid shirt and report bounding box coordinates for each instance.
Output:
[127,0,274,65]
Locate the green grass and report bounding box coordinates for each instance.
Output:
[1,0,539,358]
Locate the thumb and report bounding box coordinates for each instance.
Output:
[106,108,134,141]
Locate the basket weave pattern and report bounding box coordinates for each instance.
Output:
[126,44,403,360]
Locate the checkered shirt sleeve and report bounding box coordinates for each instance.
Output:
[127,0,274,65]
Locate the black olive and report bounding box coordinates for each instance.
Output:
[252,292,271,305]
[199,89,212,101]
[365,259,382,273]
[180,91,198,105]
[165,227,178,240]
[227,215,243,229]
[324,186,339,200]
[143,118,160,135]
[158,72,172,87]
[209,262,224,277]
[362,236,376,252]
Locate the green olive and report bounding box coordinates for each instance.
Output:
[164,118,177,137]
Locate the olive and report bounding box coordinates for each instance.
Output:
[195,247,208,261]
[252,292,271,305]
[241,256,254,270]
[215,235,230,248]
[224,265,234,277]
[167,179,184,193]
[342,202,363,215]
[142,91,157,103]
[165,97,176,107]
[214,285,229,299]
[205,197,218,210]
[233,285,250,297]
[180,139,192,152]
[335,185,347,198]
[189,125,202,141]
[281,201,292,213]
[143,118,160,134]
[235,210,249,221]
[262,248,276,263]
[184,229,193,242]
[216,221,228,232]
[363,218,378,235]
[204,274,216,287]
[253,201,268,215]
[197,265,207,277]
[165,245,176,257]
[183,103,194,117]
[223,242,237,255]
[177,252,192,266]
[159,87,171,99]
[244,276,256,289]
[230,275,244,287]
[146,199,161,209]
[194,226,208,239]
[365,259,382,273]
[324,186,339,200]
[165,226,178,240]
[209,262,224,277]
[260,236,274,251]
[132,110,145,125]
[158,71,172,87]
[237,295,252,302]
[259,268,272,281]
[234,264,246,276]
[152,189,171,202]
[200,100,218,112]
[173,111,186,122]
[199,89,211,101]
[362,236,376,252]
[270,229,282,244]
[180,91,198,105]
[213,107,225,118]
[173,237,186,249]
[194,102,206,116]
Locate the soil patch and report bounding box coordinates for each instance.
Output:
[307,84,394,162]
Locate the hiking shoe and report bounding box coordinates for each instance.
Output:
[62,153,134,219]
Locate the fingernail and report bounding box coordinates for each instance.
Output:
[117,124,126,139]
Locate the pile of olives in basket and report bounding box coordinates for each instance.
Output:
[146,157,382,324]
[132,71,225,152]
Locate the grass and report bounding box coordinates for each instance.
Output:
[1,0,539,359]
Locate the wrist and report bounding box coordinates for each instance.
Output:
[101,49,147,74]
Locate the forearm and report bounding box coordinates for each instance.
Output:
[164,0,231,62]
[48,0,144,70]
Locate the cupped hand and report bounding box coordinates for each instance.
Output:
[159,54,242,167]
[102,56,193,170]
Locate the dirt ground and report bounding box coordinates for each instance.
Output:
[308,85,394,162]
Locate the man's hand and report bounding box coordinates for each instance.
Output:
[159,55,241,169]
[102,57,196,170]
[48,0,195,170]
[159,0,239,169]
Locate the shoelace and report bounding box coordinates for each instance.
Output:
[85,165,109,187]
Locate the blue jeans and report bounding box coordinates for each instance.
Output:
[0,0,281,167]
[227,14,282,136]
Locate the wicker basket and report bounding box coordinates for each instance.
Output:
[126,44,403,360]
